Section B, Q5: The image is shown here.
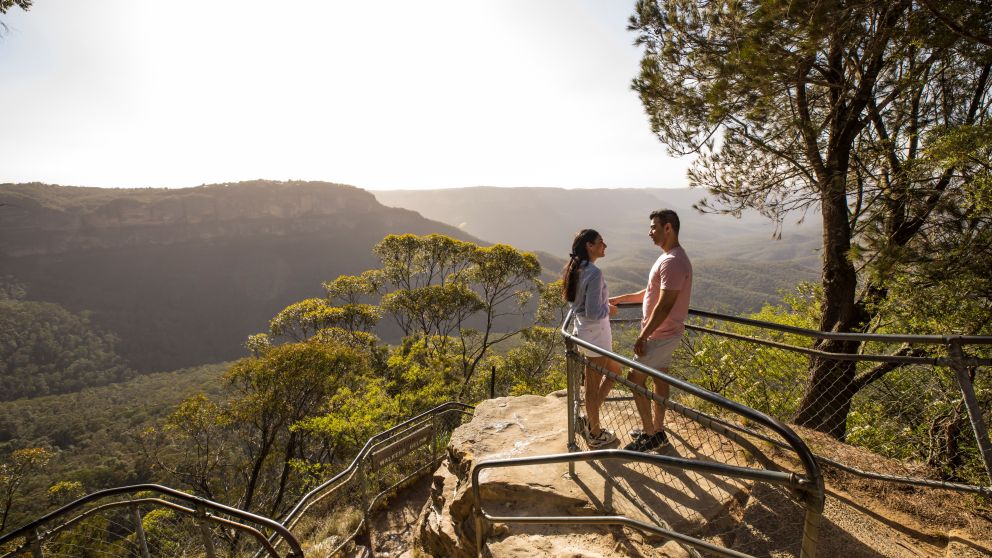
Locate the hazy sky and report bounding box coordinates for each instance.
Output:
[0,1,693,190]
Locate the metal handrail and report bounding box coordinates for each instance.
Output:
[472,450,805,558]
[261,401,474,556]
[562,306,825,492]
[0,484,303,558]
[278,401,473,529]
[688,307,992,347]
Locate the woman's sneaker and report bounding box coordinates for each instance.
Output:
[586,428,617,449]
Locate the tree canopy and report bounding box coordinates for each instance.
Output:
[629,0,991,436]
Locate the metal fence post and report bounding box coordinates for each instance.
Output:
[28,528,43,558]
[195,504,216,558]
[565,340,577,478]
[490,365,496,399]
[431,412,439,466]
[358,455,375,555]
[131,504,151,558]
[948,339,992,485]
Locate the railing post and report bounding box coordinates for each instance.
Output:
[28,528,43,558]
[195,504,216,558]
[798,480,824,558]
[358,455,375,555]
[565,339,578,478]
[431,412,439,465]
[131,503,151,558]
[490,365,496,399]
[948,339,992,485]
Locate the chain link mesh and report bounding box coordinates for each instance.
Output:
[562,305,991,556]
[678,312,992,488]
[286,406,470,556]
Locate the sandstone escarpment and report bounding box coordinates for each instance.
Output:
[0,181,388,256]
[412,393,992,557]
[416,393,754,557]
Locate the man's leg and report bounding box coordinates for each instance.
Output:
[652,369,671,433]
[627,370,655,436]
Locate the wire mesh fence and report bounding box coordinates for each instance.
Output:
[0,404,472,558]
[559,303,991,557]
[675,309,992,491]
[567,347,821,557]
[0,485,301,558]
[278,402,472,557]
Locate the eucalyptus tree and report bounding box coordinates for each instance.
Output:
[0,447,51,533]
[629,0,991,437]
[372,235,542,393]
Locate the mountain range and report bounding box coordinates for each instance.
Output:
[1,181,822,375]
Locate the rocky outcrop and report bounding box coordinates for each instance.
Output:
[412,393,992,558]
[416,393,754,557]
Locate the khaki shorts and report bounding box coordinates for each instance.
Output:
[634,336,681,370]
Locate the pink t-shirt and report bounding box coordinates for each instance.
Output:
[641,246,693,340]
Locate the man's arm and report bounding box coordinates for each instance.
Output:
[609,289,646,305]
[634,288,679,355]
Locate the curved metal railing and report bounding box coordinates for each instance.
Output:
[466,303,991,556]
[468,305,827,558]
[1,403,474,558]
[473,450,809,558]
[0,484,303,558]
[267,401,474,556]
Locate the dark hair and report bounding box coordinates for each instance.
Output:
[562,229,600,302]
[649,209,680,234]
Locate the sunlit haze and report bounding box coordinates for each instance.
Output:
[0,1,693,190]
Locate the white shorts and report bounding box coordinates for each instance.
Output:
[573,316,613,357]
[634,336,681,370]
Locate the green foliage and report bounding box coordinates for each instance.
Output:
[499,326,566,397]
[682,287,817,418]
[298,378,401,455]
[0,362,228,531]
[47,480,84,506]
[629,0,992,436]
[1,447,52,532]
[0,299,134,401]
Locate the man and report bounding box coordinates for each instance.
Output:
[609,209,692,451]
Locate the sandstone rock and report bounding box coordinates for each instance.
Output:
[416,393,752,557]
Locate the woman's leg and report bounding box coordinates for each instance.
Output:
[585,356,615,436]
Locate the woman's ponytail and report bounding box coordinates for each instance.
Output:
[561,229,600,303]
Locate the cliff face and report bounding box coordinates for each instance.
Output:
[0,181,392,257]
[0,181,476,371]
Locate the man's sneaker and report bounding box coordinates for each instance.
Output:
[624,430,669,452]
[586,428,617,449]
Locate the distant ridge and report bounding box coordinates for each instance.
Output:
[373,186,822,312]
[0,181,490,372]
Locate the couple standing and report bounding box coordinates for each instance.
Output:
[563,209,692,451]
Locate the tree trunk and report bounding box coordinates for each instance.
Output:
[794,343,860,438]
[794,168,864,438]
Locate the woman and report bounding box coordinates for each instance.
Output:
[562,229,619,448]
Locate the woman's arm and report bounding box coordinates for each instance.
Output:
[582,266,610,320]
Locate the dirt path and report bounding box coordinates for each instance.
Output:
[366,475,433,557]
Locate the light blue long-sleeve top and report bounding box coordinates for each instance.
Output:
[572,262,610,320]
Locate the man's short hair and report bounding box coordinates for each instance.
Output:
[650,209,680,234]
